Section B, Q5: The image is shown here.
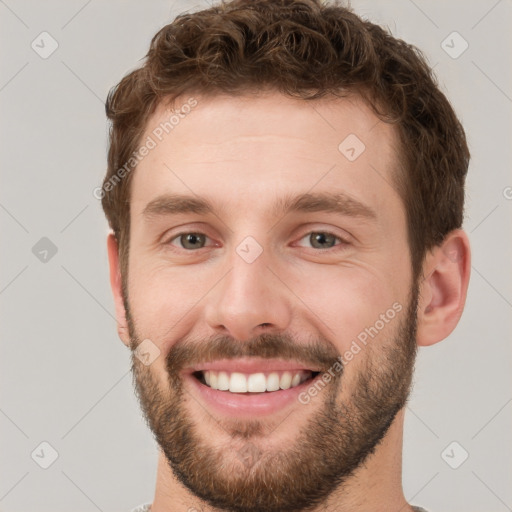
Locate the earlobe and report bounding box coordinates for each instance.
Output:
[107,233,131,347]
[416,229,471,347]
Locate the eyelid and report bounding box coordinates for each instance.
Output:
[160,222,215,243]
[165,231,216,249]
[160,222,353,252]
[294,230,350,249]
[163,227,351,253]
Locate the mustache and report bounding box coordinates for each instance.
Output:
[162,332,342,377]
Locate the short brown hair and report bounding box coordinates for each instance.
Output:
[102,0,469,283]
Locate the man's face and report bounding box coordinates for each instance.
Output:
[123,92,418,511]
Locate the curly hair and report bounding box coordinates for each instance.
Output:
[101,0,469,283]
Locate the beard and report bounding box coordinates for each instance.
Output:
[125,282,419,512]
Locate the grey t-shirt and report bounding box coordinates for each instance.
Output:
[131,505,151,512]
[131,504,429,511]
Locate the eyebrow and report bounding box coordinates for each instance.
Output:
[142,191,377,222]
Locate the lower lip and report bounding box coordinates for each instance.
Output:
[184,373,319,417]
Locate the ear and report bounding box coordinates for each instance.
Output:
[107,232,131,347]
[416,229,471,347]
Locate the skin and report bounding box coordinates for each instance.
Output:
[107,91,471,511]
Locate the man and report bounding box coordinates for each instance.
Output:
[100,0,471,510]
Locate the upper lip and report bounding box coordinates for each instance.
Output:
[183,357,321,374]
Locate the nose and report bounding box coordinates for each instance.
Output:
[203,249,292,342]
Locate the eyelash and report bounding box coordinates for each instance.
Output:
[164,230,349,252]
[295,231,349,250]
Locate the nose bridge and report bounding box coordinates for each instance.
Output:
[204,238,291,341]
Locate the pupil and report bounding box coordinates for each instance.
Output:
[183,233,203,249]
[312,232,334,248]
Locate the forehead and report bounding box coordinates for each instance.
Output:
[130,91,403,223]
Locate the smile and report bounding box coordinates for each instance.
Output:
[194,369,318,393]
[183,359,323,417]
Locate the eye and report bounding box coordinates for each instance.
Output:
[164,230,348,252]
[167,232,211,250]
[296,231,347,250]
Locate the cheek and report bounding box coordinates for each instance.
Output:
[288,262,405,353]
[127,261,218,346]
[127,244,411,359]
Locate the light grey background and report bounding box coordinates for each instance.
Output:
[1,1,511,511]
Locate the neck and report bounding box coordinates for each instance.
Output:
[150,408,415,512]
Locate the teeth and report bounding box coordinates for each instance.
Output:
[291,373,301,387]
[201,370,312,393]
[279,372,292,390]
[266,372,280,391]
[230,372,248,392]
[209,371,218,390]
[217,371,230,391]
[247,373,266,392]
